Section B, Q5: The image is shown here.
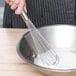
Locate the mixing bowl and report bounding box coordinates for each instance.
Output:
[17,25,76,76]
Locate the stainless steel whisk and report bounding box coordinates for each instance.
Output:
[21,9,59,65]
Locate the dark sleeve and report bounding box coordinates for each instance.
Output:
[3,3,12,28]
[3,0,75,28]
[3,3,26,28]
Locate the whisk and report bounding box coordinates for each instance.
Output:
[21,9,59,65]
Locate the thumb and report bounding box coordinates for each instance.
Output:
[24,6,27,13]
[24,0,27,13]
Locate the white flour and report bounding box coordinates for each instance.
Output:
[34,51,76,70]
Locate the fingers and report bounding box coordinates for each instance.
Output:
[15,1,25,14]
[11,3,18,10]
[24,2,27,13]
[9,1,14,6]
[10,0,19,10]
[5,0,27,15]
[6,0,10,4]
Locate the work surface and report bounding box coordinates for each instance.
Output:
[0,28,45,76]
[1,28,76,76]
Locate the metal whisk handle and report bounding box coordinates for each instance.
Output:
[21,10,29,21]
[21,10,36,29]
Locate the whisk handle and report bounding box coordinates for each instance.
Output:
[21,10,29,21]
[21,10,36,29]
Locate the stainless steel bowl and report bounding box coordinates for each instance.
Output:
[17,25,76,76]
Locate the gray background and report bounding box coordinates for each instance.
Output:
[0,0,5,27]
[0,0,5,7]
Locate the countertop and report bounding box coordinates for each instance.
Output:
[0,28,45,76]
[1,28,76,76]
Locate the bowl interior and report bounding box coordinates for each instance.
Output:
[17,25,76,71]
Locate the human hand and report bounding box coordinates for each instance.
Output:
[6,0,27,14]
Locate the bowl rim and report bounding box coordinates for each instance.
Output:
[16,24,76,72]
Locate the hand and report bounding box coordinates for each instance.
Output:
[6,0,27,14]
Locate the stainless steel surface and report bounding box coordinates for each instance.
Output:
[21,10,29,21]
[17,25,76,72]
[21,10,59,65]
